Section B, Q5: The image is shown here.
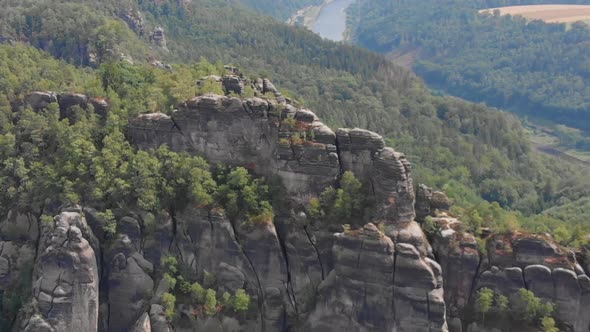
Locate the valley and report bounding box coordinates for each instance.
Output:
[312,0,355,41]
[287,0,355,41]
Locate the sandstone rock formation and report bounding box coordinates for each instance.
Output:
[21,210,99,332]
[5,84,590,332]
[24,91,109,119]
[129,94,340,195]
[151,27,168,52]
[119,8,145,36]
[429,212,590,332]
[416,184,452,222]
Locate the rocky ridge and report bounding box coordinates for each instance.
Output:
[2,78,589,332]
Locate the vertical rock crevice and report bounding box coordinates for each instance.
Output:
[226,217,266,332]
[303,225,325,280]
[274,219,299,316]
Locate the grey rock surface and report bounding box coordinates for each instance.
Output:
[28,211,99,332]
[106,235,154,332]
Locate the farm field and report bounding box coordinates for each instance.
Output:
[479,4,590,23]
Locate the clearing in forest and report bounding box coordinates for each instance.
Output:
[479,4,590,24]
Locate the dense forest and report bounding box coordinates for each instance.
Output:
[350,0,590,133]
[0,0,589,243]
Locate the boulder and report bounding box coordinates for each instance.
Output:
[523,265,554,301]
[25,91,57,110]
[89,97,109,117]
[222,75,245,95]
[58,92,88,111]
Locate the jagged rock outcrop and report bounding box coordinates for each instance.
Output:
[126,90,446,331]
[222,75,245,95]
[416,184,452,222]
[24,91,109,118]
[428,211,590,332]
[119,8,145,36]
[151,27,168,52]
[151,60,172,70]
[262,79,286,103]
[429,215,480,323]
[19,210,99,332]
[305,223,397,331]
[336,129,415,226]
[129,94,340,195]
[25,91,58,110]
[473,234,590,331]
[305,223,446,332]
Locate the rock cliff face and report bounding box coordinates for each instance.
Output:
[428,212,590,332]
[125,88,444,331]
[3,82,590,332]
[25,91,109,119]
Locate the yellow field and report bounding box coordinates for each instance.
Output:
[479,5,590,23]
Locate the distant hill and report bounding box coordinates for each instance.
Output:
[350,0,590,133]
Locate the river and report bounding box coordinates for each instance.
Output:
[312,0,356,41]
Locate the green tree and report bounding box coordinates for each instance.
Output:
[475,288,494,321]
[204,289,217,316]
[190,282,206,303]
[541,316,559,332]
[233,288,250,313]
[511,289,553,322]
[161,292,176,320]
[316,171,367,226]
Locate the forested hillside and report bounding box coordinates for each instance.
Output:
[0,0,589,240]
[350,0,590,134]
